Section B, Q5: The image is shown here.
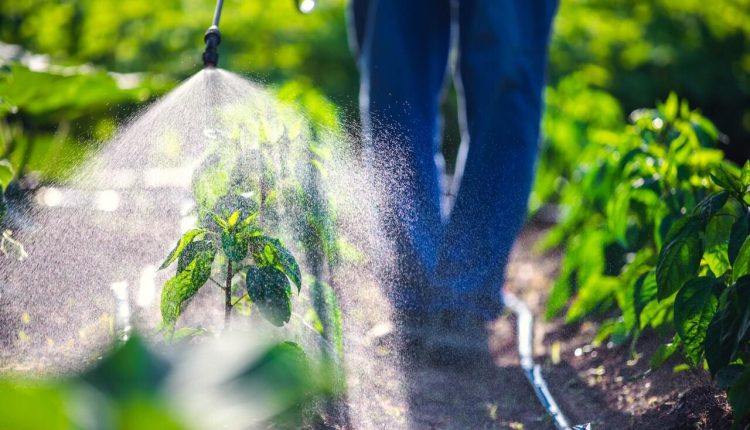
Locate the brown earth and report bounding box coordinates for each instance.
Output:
[318,223,739,429]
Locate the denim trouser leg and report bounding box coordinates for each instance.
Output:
[351,0,452,312]
[432,0,558,319]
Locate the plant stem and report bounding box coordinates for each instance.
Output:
[209,277,226,290]
[224,260,233,329]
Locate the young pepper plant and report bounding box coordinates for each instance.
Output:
[158,194,302,335]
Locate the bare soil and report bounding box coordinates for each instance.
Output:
[331,224,737,429]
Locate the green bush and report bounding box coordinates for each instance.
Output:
[542,92,750,426]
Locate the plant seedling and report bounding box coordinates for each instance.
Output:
[159,194,302,336]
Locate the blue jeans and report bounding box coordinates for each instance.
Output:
[350,0,557,320]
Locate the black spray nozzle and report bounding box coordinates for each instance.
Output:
[202,0,224,68]
[203,25,221,68]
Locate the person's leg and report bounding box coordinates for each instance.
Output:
[433,0,558,319]
[350,0,452,314]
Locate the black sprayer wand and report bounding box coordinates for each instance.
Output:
[202,0,224,68]
[202,0,318,68]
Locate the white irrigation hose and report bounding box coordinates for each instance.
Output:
[503,292,591,430]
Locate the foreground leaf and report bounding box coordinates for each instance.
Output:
[82,335,170,399]
[673,277,718,365]
[246,265,292,326]
[704,276,750,374]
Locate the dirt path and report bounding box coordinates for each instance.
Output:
[333,225,733,429]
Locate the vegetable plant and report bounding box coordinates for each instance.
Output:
[159,192,302,333]
[541,93,750,426]
[159,93,347,350]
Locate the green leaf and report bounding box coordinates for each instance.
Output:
[716,364,745,390]
[656,219,704,299]
[0,379,71,430]
[251,237,302,292]
[0,159,14,190]
[310,280,343,356]
[651,337,680,369]
[663,92,678,121]
[732,235,750,282]
[729,214,750,265]
[673,277,718,366]
[222,228,250,262]
[704,213,733,277]
[704,276,750,375]
[741,160,750,188]
[634,271,658,329]
[209,194,256,228]
[710,166,741,193]
[159,229,206,270]
[227,210,240,228]
[566,276,618,323]
[170,327,209,343]
[728,366,750,429]
[160,245,216,328]
[246,265,292,326]
[231,341,319,410]
[693,191,730,225]
[241,212,259,226]
[177,240,214,273]
[81,335,170,399]
[606,186,630,244]
[211,212,229,230]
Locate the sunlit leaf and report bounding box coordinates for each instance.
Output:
[0,160,14,190]
[160,246,216,328]
[159,229,207,270]
[633,271,657,329]
[729,213,750,265]
[732,236,750,282]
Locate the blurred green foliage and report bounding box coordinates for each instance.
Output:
[539,90,750,425]
[0,335,331,430]
[550,0,750,161]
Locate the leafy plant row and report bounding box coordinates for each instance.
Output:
[541,93,750,426]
